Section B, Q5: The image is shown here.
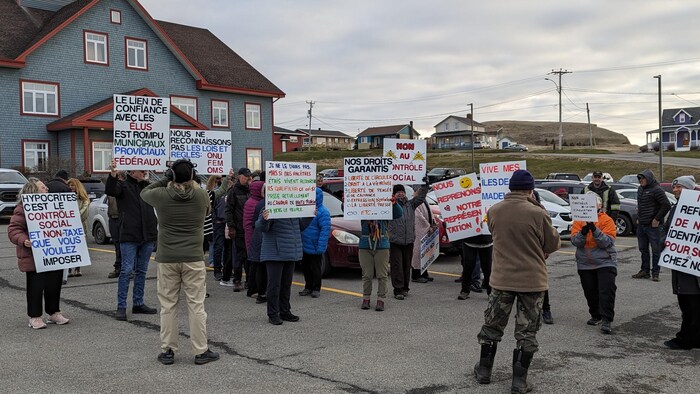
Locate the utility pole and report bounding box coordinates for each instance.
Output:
[653,75,663,181]
[469,103,475,173]
[586,103,593,148]
[548,69,571,150]
[306,100,314,151]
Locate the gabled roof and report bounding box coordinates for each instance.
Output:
[0,0,284,98]
[428,130,486,138]
[47,88,207,131]
[433,115,485,129]
[297,128,352,138]
[356,124,416,137]
[274,126,307,136]
[662,107,700,127]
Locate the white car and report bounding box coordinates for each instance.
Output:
[536,188,573,240]
[88,195,111,244]
[616,188,676,205]
[0,168,28,215]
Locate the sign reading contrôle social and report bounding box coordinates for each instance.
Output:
[343,157,393,220]
[22,193,92,273]
[113,94,170,171]
[383,138,426,185]
[659,190,700,277]
[169,129,232,175]
[265,161,317,219]
[432,173,483,241]
[570,194,599,222]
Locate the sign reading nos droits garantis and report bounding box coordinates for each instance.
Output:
[113,94,170,171]
[570,193,599,222]
[659,190,700,277]
[432,173,483,241]
[343,157,393,220]
[169,129,232,175]
[22,193,91,273]
[383,138,426,185]
[265,161,317,219]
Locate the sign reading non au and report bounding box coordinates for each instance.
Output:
[113,94,170,170]
[433,173,483,241]
[265,161,317,218]
[343,157,393,220]
[169,129,232,175]
[383,138,426,185]
[659,190,700,277]
[22,193,91,273]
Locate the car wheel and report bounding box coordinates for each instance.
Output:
[93,222,109,244]
[615,214,632,236]
[320,252,333,278]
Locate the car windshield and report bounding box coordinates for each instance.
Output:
[535,188,569,206]
[428,168,447,175]
[0,171,28,184]
[322,192,344,217]
[618,175,638,184]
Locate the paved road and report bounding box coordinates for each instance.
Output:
[534,152,700,169]
[1,221,698,393]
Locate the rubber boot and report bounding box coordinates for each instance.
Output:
[473,342,498,384]
[511,348,534,394]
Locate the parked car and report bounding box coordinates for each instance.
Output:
[503,144,528,151]
[544,173,581,181]
[534,188,573,240]
[617,174,639,185]
[616,188,677,205]
[79,177,105,201]
[427,168,467,184]
[473,141,483,149]
[88,194,111,244]
[582,172,614,184]
[0,168,28,215]
[319,168,343,178]
[659,182,700,194]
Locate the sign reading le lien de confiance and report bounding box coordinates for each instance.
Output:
[113,94,170,171]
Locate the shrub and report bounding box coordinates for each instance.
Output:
[667,144,675,152]
[639,145,649,153]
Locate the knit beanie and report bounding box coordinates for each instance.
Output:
[672,175,696,190]
[508,169,535,191]
[393,184,406,195]
[55,169,69,181]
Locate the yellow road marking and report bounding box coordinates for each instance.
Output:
[428,270,460,278]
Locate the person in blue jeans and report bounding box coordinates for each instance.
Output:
[632,169,671,282]
[105,159,159,321]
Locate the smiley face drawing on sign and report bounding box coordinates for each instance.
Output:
[460,177,473,189]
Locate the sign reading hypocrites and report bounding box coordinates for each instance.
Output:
[265,161,317,219]
[432,173,483,241]
[113,94,170,171]
[569,193,599,222]
[659,189,700,277]
[22,193,92,273]
[169,129,232,175]
[383,138,427,185]
[343,157,393,220]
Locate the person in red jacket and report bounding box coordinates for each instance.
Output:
[8,177,70,329]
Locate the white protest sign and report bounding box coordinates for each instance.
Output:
[659,190,700,277]
[169,129,232,175]
[420,227,440,274]
[343,157,393,220]
[569,194,599,222]
[22,193,91,273]
[265,161,317,218]
[479,160,527,213]
[113,94,170,171]
[433,173,483,241]
[383,138,427,185]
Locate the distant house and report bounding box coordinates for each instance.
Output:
[497,137,515,149]
[356,123,417,150]
[430,115,487,149]
[646,107,700,151]
[273,126,306,155]
[297,128,353,150]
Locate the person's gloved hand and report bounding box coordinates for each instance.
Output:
[580,225,590,236]
[586,222,597,233]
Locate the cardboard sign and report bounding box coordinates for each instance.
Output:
[570,194,599,222]
[169,129,232,175]
[265,161,317,218]
[383,138,427,185]
[479,160,527,213]
[420,227,440,274]
[433,173,483,241]
[343,157,393,220]
[659,190,700,277]
[113,94,170,170]
[22,193,92,273]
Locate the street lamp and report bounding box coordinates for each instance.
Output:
[545,77,563,150]
[469,103,475,173]
[653,75,663,181]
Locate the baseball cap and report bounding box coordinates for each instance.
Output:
[237,168,252,177]
[592,171,603,177]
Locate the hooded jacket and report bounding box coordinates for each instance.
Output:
[140,178,210,263]
[7,204,36,272]
[636,169,671,225]
[570,212,617,270]
[225,181,250,238]
[258,215,303,262]
[105,173,158,243]
[248,199,266,262]
[243,181,265,252]
[388,184,428,245]
[302,188,332,255]
[46,178,71,193]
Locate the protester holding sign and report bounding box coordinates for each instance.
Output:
[67,178,90,278]
[661,176,700,350]
[570,192,618,335]
[410,201,436,283]
[8,178,70,329]
[300,188,331,298]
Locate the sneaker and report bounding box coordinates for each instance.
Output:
[62,280,68,285]
[470,283,483,293]
[394,293,405,300]
[28,317,47,330]
[158,348,174,365]
[587,317,602,326]
[375,300,385,311]
[194,349,220,365]
[47,312,70,325]
[652,273,660,282]
[457,291,470,300]
[269,316,283,325]
[600,321,612,334]
[255,295,267,304]
[425,276,434,282]
[233,281,243,292]
[214,272,223,281]
[632,270,650,279]
[280,313,300,322]
[68,269,75,278]
[663,338,691,350]
[542,310,554,325]
[361,299,371,310]
[115,308,127,321]
[132,304,157,314]
[73,268,82,277]
[219,280,234,287]
[298,289,312,296]
[108,269,120,279]
[311,291,320,298]
[454,277,463,283]
[412,277,429,283]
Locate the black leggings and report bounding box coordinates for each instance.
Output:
[26,270,63,318]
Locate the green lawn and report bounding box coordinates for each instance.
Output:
[654,150,700,158]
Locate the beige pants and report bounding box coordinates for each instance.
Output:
[359,249,390,299]
[157,261,208,355]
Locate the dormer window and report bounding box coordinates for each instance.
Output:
[679,113,686,123]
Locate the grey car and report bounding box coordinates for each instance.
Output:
[88,194,111,244]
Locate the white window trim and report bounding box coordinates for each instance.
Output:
[24,141,49,170]
[245,103,261,129]
[246,149,262,171]
[22,81,58,115]
[85,31,108,64]
[92,141,113,172]
[110,10,121,24]
[212,100,229,127]
[172,96,197,120]
[126,38,147,70]
[289,136,298,142]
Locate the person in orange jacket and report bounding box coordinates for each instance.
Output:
[570,192,618,335]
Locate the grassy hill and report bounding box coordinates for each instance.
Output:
[482,120,631,146]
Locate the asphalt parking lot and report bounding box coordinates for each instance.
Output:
[1,219,698,393]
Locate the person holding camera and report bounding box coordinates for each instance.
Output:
[140,159,220,365]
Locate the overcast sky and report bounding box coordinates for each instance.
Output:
[140,0,700,146]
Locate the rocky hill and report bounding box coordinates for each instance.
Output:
[482,120,631,146]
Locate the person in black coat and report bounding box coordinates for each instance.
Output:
[45,169,72,193]
[632,169,671,281]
